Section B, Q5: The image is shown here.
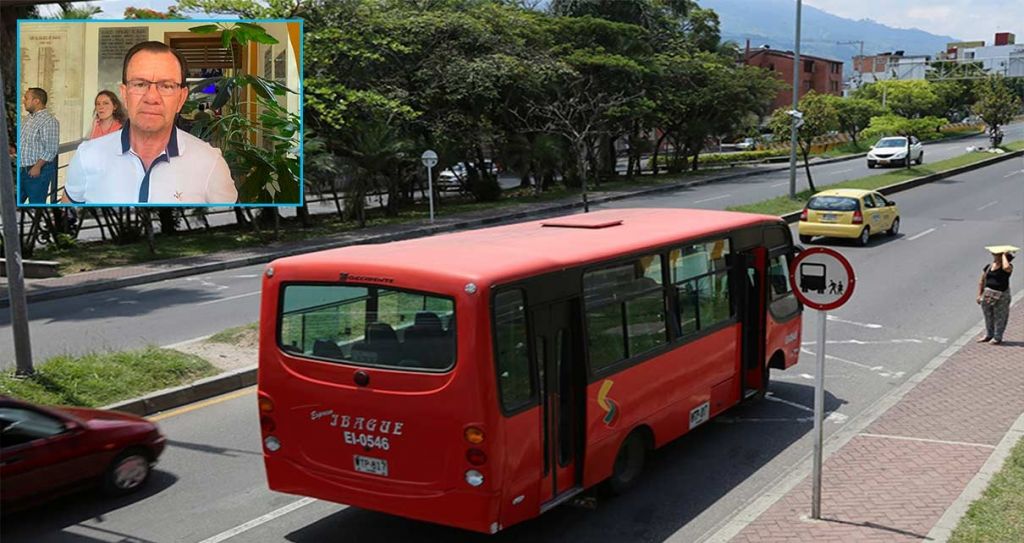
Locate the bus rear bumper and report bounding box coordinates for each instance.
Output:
[266,457,503,534]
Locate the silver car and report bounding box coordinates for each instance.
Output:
[867,136,923,168]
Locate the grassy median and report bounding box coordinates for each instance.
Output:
[0,347,218,407]
[728,141,1024,216]
[949,437,1024,542]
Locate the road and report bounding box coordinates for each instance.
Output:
[19,122,1022,243]
[3,144,1022,542]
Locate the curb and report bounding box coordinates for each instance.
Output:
[99,148,1023,421]
[103,365,257,417]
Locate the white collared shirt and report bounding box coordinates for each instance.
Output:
[65,124,237,204]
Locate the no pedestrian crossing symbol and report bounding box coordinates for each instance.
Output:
[789,247,855,311]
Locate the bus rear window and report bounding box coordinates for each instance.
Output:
[278,284,456,371]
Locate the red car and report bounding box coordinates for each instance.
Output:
[0,395,166,510]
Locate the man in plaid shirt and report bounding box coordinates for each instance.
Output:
[19,87,60,204]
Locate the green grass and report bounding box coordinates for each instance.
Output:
[206,322,259,345]
[728,142,1024,216]
[949,437,1024,543]
[0,347,218,407]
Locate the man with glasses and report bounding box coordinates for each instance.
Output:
[65,41,236,204]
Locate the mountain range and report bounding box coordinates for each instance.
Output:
[700,0,961,75]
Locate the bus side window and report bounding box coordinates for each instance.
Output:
[494,290,534,411]
[583,254,667,372]
[768,254,799,317]
[670,239,732,336]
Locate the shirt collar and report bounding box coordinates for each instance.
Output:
[120,121,182,158]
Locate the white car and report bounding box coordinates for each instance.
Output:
[436,161,498,189]
[735,137,756,151]
[867,136,923,168]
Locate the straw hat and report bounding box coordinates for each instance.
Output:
[986,245,1021,254]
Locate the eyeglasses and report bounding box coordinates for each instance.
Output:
[125,79,184,96]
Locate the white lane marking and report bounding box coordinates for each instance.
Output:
[232,274,261,278]
[826,412,848,424]
[859,433,995,449]
[801,339,922,346]
[1003,169,1023,178]
[926,336,949,344]
[765,394,813,413]
[196,497,320,543]
[771,182,789,188]
[907,227,936,241]
[977,200,999,210]
[800,348,905,379]
[186,277,231,290]
[693,194,732,204]
[196,291,262,306]
[826,315,883,329]
[830,168,854,175]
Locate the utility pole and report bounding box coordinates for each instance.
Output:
[788,0,803,199]
[0,69,35,376]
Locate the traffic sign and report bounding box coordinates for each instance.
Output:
[420,150,438,169]
[789,247,855,311]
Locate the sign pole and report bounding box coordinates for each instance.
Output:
[426,166,434,223]
[812,308,826,519]
[420,150,439,224]
[788,246,856,522]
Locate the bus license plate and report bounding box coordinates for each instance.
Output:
[354,455,389,476]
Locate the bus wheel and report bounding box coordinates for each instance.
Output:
[607,432,647,496]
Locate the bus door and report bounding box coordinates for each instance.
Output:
[736,248,768,396]
[530,298,583,505]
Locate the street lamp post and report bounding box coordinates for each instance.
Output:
[788,0,803,199]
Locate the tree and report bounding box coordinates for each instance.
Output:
[174,0,310,18]
[827,96,882,146]
[124,6,186,18]
[854,80,943,119]
[973,76,1022,137]
[769,91,838,192]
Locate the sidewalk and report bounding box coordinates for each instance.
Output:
[713,294,1024,543]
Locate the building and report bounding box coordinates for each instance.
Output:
[742,43,844,110]
[943,33,1024,78]
[851,52,930,87]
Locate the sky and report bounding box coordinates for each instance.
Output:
[803,0,1024,42]
[41,0,1024,45]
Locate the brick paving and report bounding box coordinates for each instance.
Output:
[731,300,1024,542]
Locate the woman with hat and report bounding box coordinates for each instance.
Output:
[977,246,1017,344]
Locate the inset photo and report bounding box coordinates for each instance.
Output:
[16,19,302,206]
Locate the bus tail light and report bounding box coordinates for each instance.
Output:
[465,470,484,487]
[260,415,276,433]
[464,426,485,444]
[800,208,808,221]
[466,448,487,466]
[852,210,864,224]
[258,394,274,413]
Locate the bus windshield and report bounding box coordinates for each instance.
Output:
[278,284,456,371]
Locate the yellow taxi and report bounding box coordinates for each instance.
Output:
[798,188,900,246]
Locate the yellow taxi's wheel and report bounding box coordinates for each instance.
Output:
[858,226,871,246]
[887,217,900,236]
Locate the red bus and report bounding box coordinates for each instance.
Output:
[257,208,803,534]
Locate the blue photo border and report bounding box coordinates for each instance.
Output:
[15,18,305,208]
